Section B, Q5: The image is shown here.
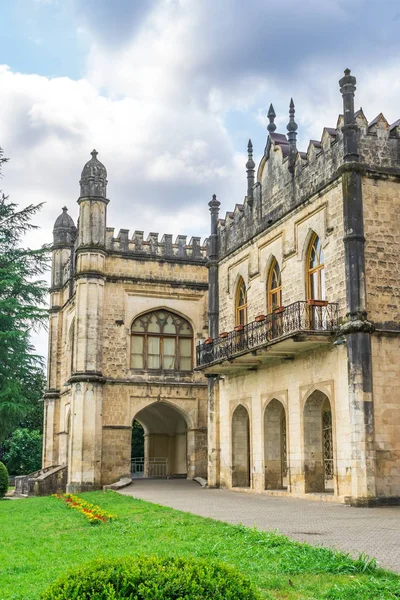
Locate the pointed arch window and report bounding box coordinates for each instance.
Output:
[131,310,193,371]
[235,278,247,326]
[267,258,282,312]
[307,234,325,300]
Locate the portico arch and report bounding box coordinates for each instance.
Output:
[232,404,250,488]
[264,399,287,489]
[303,390,334,493]
[132,401,189,478]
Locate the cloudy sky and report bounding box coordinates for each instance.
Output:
[1,0,400,358]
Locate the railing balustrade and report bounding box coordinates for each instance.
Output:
[196,301,338,368]
[131,457,169,478]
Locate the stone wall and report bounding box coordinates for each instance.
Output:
[218,183,346,333]
[363,177,400,327]
[217,344,349,497]
[371,334,400,498]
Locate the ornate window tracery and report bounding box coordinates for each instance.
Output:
[267,258,282,312]
[235,277,248,326]
[307,234,325,300]
[131,310,193,371]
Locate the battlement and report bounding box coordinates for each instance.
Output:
[217,106,400,260]
[105,228,208,262]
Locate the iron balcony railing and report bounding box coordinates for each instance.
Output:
[196,300,339,368]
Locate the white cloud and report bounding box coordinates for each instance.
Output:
[2,1,400,361]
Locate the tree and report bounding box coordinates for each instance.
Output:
[0,148,49,443]
[1,428,43,475]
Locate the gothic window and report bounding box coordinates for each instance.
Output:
[235,277,248,326]
[267,258,282,312]
[307,234,325,300]
[131,310,193,371]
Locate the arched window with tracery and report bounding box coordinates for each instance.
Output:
[131,310,193,371]
[235,277,247,325]
[267,258,282,312]
[307,234,325,300]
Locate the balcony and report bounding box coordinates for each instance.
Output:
[196,301,339,374]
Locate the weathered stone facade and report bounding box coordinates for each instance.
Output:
[198,70,400,505]
[44,69,400,504]
[43,152,209,491]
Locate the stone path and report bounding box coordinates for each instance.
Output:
[119,479,400,573]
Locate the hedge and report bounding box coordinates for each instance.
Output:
[41,555,261,599]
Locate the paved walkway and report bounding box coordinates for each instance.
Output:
[119,479,400,573]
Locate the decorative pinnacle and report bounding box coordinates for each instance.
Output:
[287,98,298,133]
[267,103,276,133]
[208,193,221,209]
[246,138,255,170]
[339,68,356,95]
[62,206,68,212]
[91,149,98,159]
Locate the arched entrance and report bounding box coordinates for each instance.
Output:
[264,399,287,489]
[132,402,188,478]
[232,405,250,488]
[303,391,334,493]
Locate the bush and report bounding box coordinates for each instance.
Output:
[2,428,42,475]
[0,461,8,497]
[41,555,261,599]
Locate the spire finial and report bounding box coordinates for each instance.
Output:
[287,98,298,174]
[91,149,98,159]
[287,98,298,133]
[62,206,68,212]
[267,103,276,133]
[246,138,255,207]
[208,193,220,211]
[339,68,358,161]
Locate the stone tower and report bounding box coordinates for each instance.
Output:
[43,151,209,493]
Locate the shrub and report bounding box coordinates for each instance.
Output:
[0,461,8,497]
[2,428,42,475]
[41,555,261,599]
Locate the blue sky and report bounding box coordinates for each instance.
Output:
[1,0,400,357]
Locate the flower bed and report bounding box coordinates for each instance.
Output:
[53,493,117,525]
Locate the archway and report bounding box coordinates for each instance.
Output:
[264,399,287,489]
[232,405,250,488]
[303,391,334,493]
[132,402,188,478]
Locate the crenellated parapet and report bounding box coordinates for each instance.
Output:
[217,88,400,259]
[105,228,208,262]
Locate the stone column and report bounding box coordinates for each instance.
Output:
[66,150,109,492]
[339,69,376,503]
[207,195,221,487]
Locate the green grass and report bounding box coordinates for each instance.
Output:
[0,491,399,599]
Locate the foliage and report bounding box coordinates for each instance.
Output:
[1,491,400,599]
[1,428,42,475]
[131,419,144,459]
[0,147,49,443]
[41,555,261,600]
[0,461,8,497]
[53,493,117,525]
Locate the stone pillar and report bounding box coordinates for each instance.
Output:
[43,206,77,469]
[207,194,221,487]
[66,150,108,492]
[339,69,376,503]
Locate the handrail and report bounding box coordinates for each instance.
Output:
[196,301,339,368]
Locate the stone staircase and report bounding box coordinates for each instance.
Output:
[14,465,67,497]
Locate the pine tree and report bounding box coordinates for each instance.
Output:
[0,148,49,442]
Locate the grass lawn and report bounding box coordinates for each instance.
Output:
[0,491,399,600]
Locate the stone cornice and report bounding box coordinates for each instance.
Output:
[69,372,106,384]
[340,319,375,335]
